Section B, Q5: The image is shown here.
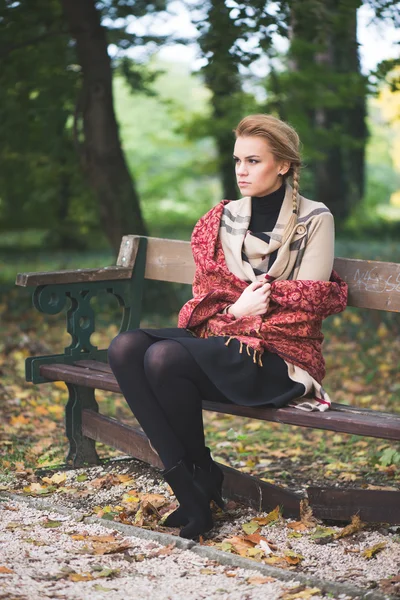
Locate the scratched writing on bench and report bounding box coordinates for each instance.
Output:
[353,268,400,293]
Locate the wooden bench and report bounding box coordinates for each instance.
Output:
[16,235,400,524]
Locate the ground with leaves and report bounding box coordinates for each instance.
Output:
[1,459,400,599]
[1,496,330,600]
[1,289,400,598]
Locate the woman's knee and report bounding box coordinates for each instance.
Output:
[143,340,184,382]
[108,329,149,368]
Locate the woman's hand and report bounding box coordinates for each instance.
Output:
[229,281,271,318]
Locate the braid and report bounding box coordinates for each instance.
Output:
[291,167,300,215]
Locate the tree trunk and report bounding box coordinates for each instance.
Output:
[200,0,243,200]
[60,0,147,254]
[287,0,366,223]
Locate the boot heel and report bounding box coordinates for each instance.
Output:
[212,491,225,510]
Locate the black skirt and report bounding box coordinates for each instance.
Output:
[139,327,305,408]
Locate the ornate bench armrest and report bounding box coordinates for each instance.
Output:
[16,238,148,384]
[15,266,132,287]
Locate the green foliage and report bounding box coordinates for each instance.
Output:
[379,447,400,467]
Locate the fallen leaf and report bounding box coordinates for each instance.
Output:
[280,585,321,599]
[69,572,94,582]
[362,542,386,559]
[284,550,304,565]
[223,536,254,555]
[247,575,276,584]
[200,568,216,575]
[300,499,317,528]
[241,521,260,535]
[42,472,66,485]
[310,526,336,543]
[287,521,308,532]
[41,519,62,528]
[91,542,131,555]
[253,506,281,526]
[336,515,364,539]
[149,543,176,557]
[259,540,273,555]
[0,566,13,574]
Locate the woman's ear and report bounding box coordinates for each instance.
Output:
[278,161,291,176]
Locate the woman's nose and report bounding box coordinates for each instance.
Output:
[237,163,248,176]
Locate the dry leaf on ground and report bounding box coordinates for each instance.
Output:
[362,542,386,559]
[335,515,364,539]
[247,575,276,585]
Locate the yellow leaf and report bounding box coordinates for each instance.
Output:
[241,521,260,535]
[200,568,216,575]
[281,586,321,599]
[362,542,386,559]
[69,573,94,582]
[247,575,276,584]
[42,472,66,485]
[244,422,262,431]
[253,506,281,526]
[10,415,30,426]
[54,381,67,390]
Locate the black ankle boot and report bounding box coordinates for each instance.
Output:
[163,448,224,528]
[162,459,214,539]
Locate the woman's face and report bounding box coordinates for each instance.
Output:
[233,135,289,197]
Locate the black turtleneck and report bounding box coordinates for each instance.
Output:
[248,183,285,233]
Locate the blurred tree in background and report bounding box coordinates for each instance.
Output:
[0,0,171,252]
[0,0,399,253]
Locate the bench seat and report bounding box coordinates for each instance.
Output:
[40,360,400,442]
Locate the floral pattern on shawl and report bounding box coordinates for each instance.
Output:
[178,201,348,385]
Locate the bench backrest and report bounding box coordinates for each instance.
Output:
[117,235,400,313]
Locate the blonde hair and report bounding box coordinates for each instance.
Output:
[234,114,301,219]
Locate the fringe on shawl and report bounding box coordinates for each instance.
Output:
[223,335,264,367]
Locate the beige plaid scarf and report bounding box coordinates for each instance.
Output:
[220,184,313,283]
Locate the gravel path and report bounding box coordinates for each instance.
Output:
[1,457,399,599]
[0,498,341,600]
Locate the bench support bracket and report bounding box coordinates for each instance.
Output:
[66,385,100,467]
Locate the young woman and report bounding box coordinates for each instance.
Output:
[108,114,347,540]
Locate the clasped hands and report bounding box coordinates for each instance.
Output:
[227,281,271,319]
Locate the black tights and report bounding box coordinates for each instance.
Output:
[107,330,229,470]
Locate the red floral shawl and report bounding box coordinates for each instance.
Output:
[178,201,348,384]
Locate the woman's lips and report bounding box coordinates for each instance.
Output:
[238,182,250,186]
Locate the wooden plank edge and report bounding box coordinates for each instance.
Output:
[307,486,400,524]
[15,266,132,287]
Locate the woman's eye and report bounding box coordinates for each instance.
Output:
[249,159,259,164]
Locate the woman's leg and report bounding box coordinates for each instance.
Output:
[108,331,227,469]
[108,330,187,470]
[143,339,228,463]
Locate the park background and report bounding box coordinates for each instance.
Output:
[0,0,400,491]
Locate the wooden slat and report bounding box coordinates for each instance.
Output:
[39,363,400,440]
[82,410,163,469]
[117,237,400,311]
[15,266,132,287]
[81,409,300,517]
[308,487,400,524]
[334,257,400,312]
[138,236,194,284]
[72,361,398,419]
[74,360,113,374]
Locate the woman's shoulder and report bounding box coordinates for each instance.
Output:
[298,193,333,222]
